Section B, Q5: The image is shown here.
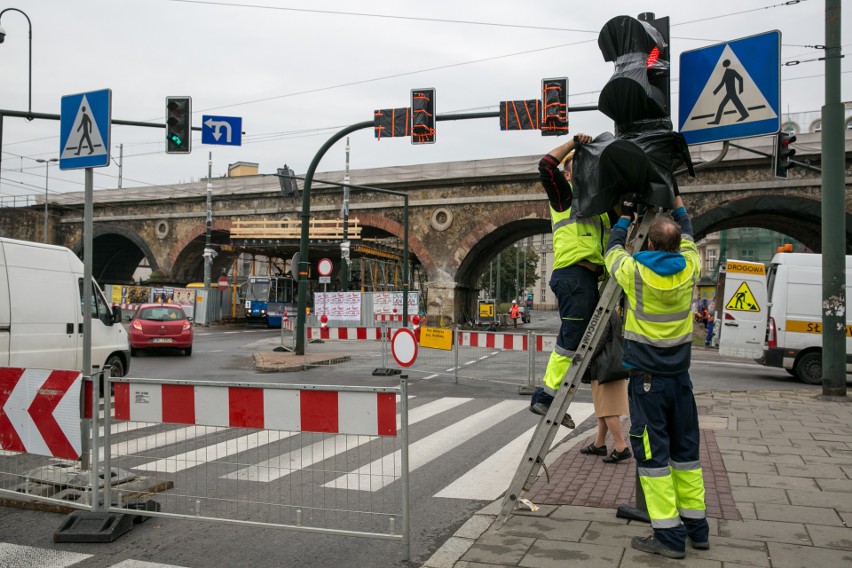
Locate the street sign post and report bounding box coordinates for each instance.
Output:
[59,89,112,170]
[201,115,242,146]
[679,30,781,145]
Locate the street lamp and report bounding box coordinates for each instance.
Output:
[0,8,33,115]
[36,158,57,243]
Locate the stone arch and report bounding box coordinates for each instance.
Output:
[170,220,235,283]
[452,202,551,323]
[70,224,159,283]
[357,212,436,277]
[691,195,852,253]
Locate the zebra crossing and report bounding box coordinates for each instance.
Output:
[89,395,594,501]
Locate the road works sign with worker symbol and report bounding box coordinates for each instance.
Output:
[678,31,780,145]
[59,89,112,170]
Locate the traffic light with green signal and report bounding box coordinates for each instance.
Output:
[166,96,192,154]
[774,130,796,178]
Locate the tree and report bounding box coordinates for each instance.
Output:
[478,244,539,303]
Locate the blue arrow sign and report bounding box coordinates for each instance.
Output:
[679,31,781,145]
[201,115,242,146]
[59,89,112,170]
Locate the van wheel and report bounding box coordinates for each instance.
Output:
[794,352,822,385]
[106,355,126,378]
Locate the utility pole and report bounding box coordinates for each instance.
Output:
[203,152,213,289]
[496,252,502,304]
[117,143,123,189]
[340,137,351,291]
[515,243,520,302]
[821,0,846,398]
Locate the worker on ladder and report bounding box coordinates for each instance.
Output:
[604,194,709,560]
[528,133,618,428]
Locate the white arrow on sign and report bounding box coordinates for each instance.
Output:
[204,118,233,143]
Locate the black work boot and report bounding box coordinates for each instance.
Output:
[631,535,686,559]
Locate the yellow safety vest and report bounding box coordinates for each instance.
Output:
[606,237,700,347]
[550,204,611,270]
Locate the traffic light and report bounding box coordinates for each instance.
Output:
[277,165,298,197]
[540,78,568,136]
[572,13,691,217]
[597,14,670,127]
[166,96,191,154]
[774,131,796,178]
[411,89,436,144]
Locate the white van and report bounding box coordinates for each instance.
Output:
[759,253,852,384]
[0,237,130,380]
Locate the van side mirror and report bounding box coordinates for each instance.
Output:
[112,305,122,324]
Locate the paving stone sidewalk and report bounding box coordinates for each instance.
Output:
[423,390,852,568]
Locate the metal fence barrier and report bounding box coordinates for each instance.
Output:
[102,377,410,558]
[0,368,410,560]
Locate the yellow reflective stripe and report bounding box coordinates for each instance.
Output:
[624,329,694,347]
[543,350,572,391]
[671,465,706,513]
[642,425,652,461]
[638,471,679,524]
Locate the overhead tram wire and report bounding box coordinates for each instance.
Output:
[1,1,832,147]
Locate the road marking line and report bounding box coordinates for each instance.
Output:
[0,543,92,567]
[223,397,471,482]
[323,399,527,492]
[134,430,296,473]
[434,402,596,500]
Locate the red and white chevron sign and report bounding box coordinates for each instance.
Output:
[0,368,83,460]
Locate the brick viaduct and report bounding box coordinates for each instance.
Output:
[0,132,849,323]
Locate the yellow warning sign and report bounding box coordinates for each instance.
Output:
[725,282,761,312]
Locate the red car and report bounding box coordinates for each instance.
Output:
[129,303,193,356]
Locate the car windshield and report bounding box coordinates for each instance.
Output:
[138,307,185,321]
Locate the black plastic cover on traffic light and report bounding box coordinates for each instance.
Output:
[540,78,568,136]
[774,131,797,178]
[411,89,436,144]
[277,165,299,197]
[597,15,669,128]
[571,13,691,216]
[374,107,410,139]
[166,96,192,154]
[499,100,540,131]
[572,126,694,217]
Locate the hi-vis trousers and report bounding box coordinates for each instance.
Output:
[542,266,598,393]
[628,369,709,551]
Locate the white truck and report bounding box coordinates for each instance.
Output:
[0,237,130,380]
[720,253,852,384]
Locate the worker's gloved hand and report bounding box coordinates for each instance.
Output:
[621,193,639,221]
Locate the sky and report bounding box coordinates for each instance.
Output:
[0,0,848,200]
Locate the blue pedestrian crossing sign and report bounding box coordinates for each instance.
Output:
[201,115,242,146]
[678,31,781,145]
[59,89,112,170]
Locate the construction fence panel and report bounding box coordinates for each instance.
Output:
[0,370,104,511]
[103,378,410,554]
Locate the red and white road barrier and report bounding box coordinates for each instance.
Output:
[457,332,558,352]
[306,327,392,341]
[374,314,419,323]
[112,303,140,312]
[0,367,83,460]
[113,382,397,436]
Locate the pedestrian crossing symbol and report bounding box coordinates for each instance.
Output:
[678,31,780,145]
[59,89,112,170]
[725,282,760,312]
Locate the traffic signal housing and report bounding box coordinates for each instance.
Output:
[277,165,299,197]
[774,130,796,178]
[166,96,192,154]
[411,89,436,144]
[597,14,670,128]
[541,77,568,136]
